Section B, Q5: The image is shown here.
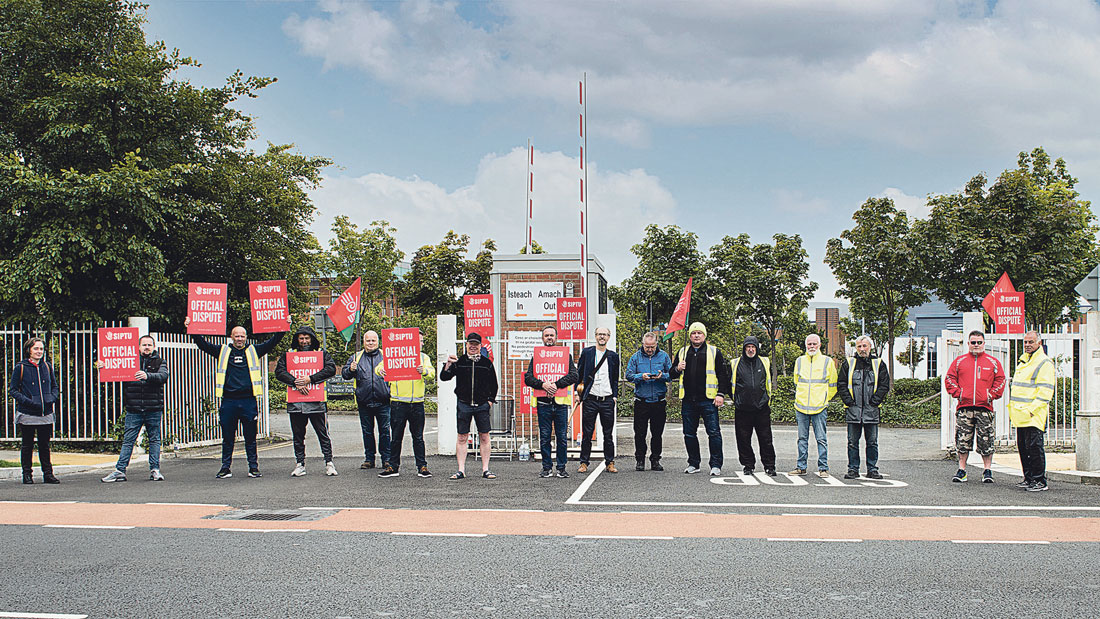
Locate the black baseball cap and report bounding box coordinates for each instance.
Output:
[466,332,483,344]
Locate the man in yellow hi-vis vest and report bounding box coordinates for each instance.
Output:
[187,315,289,480]
[790,333,837,477]
[1009,330,1056,492]
[524,326,579,478]
[669,322,732,476]
[376,332,435,479]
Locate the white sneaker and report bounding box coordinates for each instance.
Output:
[291,463,307,477]
[101,470,126,483]
[684,465,701,474]
[325,461,338,476]
[149,469,164,481]
[710,467,722,476]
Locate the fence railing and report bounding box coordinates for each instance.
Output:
[2,323,269,447]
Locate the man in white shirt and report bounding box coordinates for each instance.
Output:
[576,327,621,474]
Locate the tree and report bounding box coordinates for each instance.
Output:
[825,197,930,379]
[915,148,1100,326]
[399,231,490,317]
[0,0,330,328]
[464,239,497,294]
[324,216,403,296]
[838,315,895,358]
[896,338,925,378]
[518,239,546,254]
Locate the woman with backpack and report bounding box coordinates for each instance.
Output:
[9,337,61,484]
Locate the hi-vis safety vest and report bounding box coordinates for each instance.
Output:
[731,356,772,397]
[215,344,263,399]
[794,353,837,415]
[376,352,434,403]
[1008,349,1055,430]
[846,357,882,395]
[531,376,574,407]
[678,344,718,399]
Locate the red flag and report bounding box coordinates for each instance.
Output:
[326,277,361,342]
[981,272,1017,319]
[664,278,693,339]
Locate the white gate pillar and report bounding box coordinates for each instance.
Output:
[1077,311,1100,471]
[437,314,457,456]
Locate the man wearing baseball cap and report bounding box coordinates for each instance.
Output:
[439,332,499,480]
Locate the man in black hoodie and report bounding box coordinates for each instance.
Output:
[275,325,338,478]
[732,336,777,477]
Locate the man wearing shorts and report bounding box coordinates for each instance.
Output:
[945,330,1005,483]
[439,332,498,480]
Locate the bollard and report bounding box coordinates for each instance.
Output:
[1076,411,1100,472]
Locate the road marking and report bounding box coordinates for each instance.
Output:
[950,515,1041,519]
[767,537,862,542]
[391,532,488,537]
[301,507,383,511]
[567,499,1100,512]
[216,528,310,533]
[145,502,228,507]
[0,612,89,619]
[459,508,545,513]
[42,525,133,530]
[564,460,606,504]
[575,535,675,540]
[0,501,78,505]
[781,513,873,518]
[621,511,706,515]
[951,539,1051,545]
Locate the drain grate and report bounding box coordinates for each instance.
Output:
[205,508,338,522]
[239,513,301,521]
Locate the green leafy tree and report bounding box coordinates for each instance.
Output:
[838,315,897,358]
[518,239,546,254]
[464,239,497,294]
[399,231,483,317]
[324,216,403,296]
[915,148,1100,326]
[825,197,930,379]
[896,338,925,378]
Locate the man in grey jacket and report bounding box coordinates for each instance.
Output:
[275,325,337,477]
[836,335,891,479]
[342,330,392,473]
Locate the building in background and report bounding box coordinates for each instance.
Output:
[814,306,845,356]
[304,261,411,320]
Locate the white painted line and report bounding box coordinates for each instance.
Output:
[42,524,134,530]
[950,515,1041,519]
[951,539,1050,545]
[0,501,79,505]
[0,612,89,619]
[391,532,488,538]
[216,528,311,533]
[570,499,1100,512]
[145,502,228,507]
[767,538,863,542]
[781,513,873,518]
[459,508,545,513]
[575,535,675,540]
[301,506,383,511]
[621,511,706,515]
[564,461,605,504]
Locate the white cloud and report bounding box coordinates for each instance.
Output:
[308,147,676,284]
[283,0,1100,156]
[877,187,929,219]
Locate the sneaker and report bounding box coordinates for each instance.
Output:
[556,469,570,478]
[843,470,859,480]
[291,463,307,477]
[816,470,830,478]
[684,465,701,474]
[360,461,375,470]
[149,469,164,481]
[710,467,722,476]
[982,469,994,483]
[325,462,339,476]
[101,470,127,483]
[22,472,32,485]
[743,466,755,475]
[765,468,777,477]
[378,466,399,478]
[952,469,967,483]
[539,469,553,478]
[1027,481,1049,492]
[216,468,232,479]
[635,461,645,472]
[1015,479,1031,488]
[651,461,664,471]
[248,468,262,478]
[606,462,618,474]
[789,468,807,476]
[577,463,589,474]
[417,466,432,478]
[867,471,883,480]
[43,474,60,484]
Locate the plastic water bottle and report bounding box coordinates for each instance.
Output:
[518,441,530,462]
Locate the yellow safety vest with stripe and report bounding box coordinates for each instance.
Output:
[794,353,837,415]
[215,344,263,399]
[1008,349,1055,430]
[846,357,882,395]
[531,377,575,407]
[678,344,719,400]
[375,352,434,403]
[731,356,771,397]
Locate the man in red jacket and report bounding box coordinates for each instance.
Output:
[945,330,1006,483]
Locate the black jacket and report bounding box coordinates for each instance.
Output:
[439,354,498,406]
[122,352,169,413]
[275,325,337,415]
[836,354,891,424]
[575,346,620,400]
[9,358,60,416]
[733,336,769,410]
[524,350,579,404]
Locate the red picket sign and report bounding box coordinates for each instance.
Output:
[981,272,1017,322]
[994,292,1025,334]
[249,279,289,334]
[530,346,569,397]
[187,283,227,335]
[97,327,139,383]
[286,351,325,403]
[464,294,495,341]
[382,328,421,381]
[556,297,586,340]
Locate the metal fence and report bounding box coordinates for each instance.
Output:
[2,323,269,447]
[938,327,1083,449]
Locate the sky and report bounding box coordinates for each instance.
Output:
[143,0,1100,303]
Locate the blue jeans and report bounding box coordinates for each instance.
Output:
[682,399,723,469]
[357,401,391,466]
[116,410,162,472]
[847,423,879,473]
[219,398,259,470]
[796,411,828,471]
[537,402,569,470]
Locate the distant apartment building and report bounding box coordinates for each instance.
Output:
[304,262,411,319]
[814,307,845,356]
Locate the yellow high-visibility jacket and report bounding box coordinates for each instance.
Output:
[375,352,435,403]
[794,352,837,415]
[678,344,719,400]
[1008,348,1055,430]
[216,345,262,399]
